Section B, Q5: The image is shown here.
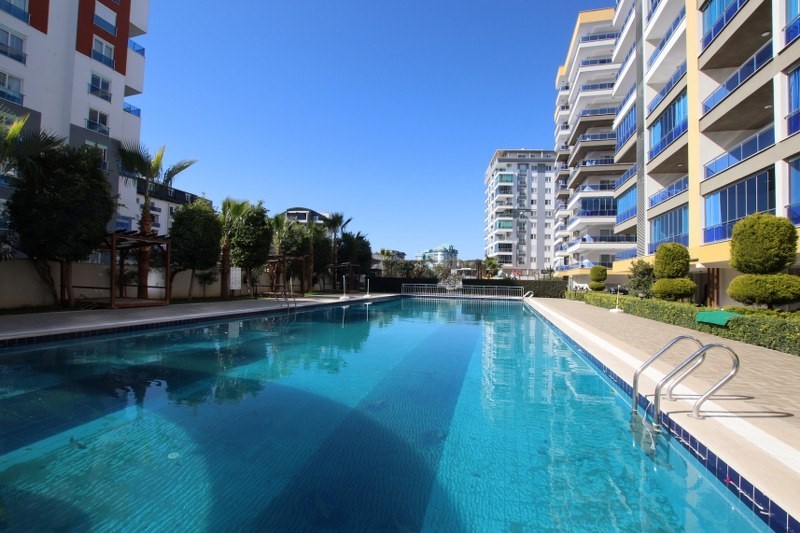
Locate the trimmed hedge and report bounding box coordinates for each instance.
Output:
[590,265,607,282]
[730,213,798,274]
[580,293,800,355]
[727,273,800,307]
[463,278,568,298]
[369,277,438,293]
[652,278,696,301]
[565,290,587,302]
[654,242,690,279]
[589,281,606,291]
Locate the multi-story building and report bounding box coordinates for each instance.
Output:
[484,149,557,277]
[552,10,636,283]
[417,244,458,265]
[281,206,331,226]
[0,0,201,236]
[558,3,800,304]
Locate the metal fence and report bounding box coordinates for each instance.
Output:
[401,284,523,299]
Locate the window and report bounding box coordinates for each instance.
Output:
[87,108,109,135]
[0,71,22,105]
[789,0,800,43]
[616,186,637,224]
[84,140,108,169]
[89,73,111,102]
[0,27,24,64]
[649,90,687,159]
[92,37,115,68]
[789,66,800,135]
[0,0,27,23]
[650,205,689,253]
[703,169,775,243]
[788,158,799,224]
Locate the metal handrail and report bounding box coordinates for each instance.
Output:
[631,335,704,416]
[651,343,740,432]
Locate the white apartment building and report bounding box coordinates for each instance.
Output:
[417,244,458,265]
[484,149,557,277]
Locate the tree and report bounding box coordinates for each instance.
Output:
[339,230,372,278]
[1,114,63,177]
[230,202,272,297]
[118,143,196,298]
[303,222,327,291]
[627,259,656,298]
[651,243,696,301]
[483,256,500,278]
[324,212,351,289]
[727,213,800,308]
[170,199,222,300]
[218,198,250,298]
[589,265,607,291]
[7,145,115,306]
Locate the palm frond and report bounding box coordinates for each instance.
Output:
[162,158,197,186]
[118,140,151,178]
[5,114,28,143]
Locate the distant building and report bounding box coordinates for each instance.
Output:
[281,207,331,225]
[416,244,458,264]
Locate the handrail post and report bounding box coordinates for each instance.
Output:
[651,346,707,432]
[690,344,739,419]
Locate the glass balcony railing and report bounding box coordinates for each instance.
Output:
[616,206,637,224]
[703,209,774,244]
[647,8,685,68]
[702,42,772,114]
[86,119,110,136]
[556,260,614,272]
[578,132,616,142]
[648,61,686,115]
[0,85,23,105]
[704,127,774,178]
[92,49,115,69]
[0,42,25,64]
[786,14,800,45]
[580,58,613,67]
[615,248,638,260]
[579,157,616,167]
[580,32,619,43]
[701,0,749,50]
[0,0,28,22]
[128,39,146,57]
[614,164,637,189]
[93,14,117,36]
[88,83,112,102]
[789,202,800,225]
[648,234,688,254]
[648,176,688,207]
[580,107,616,117]
[788,109,800,136]
[648,118,687,160]
[647,0,663,22]
[616,44,636,80]
[554,225,568,233]
[580,82,615,92]
[570,235,637,248]
[123,102,141,117]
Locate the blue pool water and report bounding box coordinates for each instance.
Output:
[0,298,767,531]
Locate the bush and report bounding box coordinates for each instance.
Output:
[654,243,690,279]
[628,259,655,298]
[727,273,800,307]
[590,265,607,282]
[565,290,586,302]
[723,306,800,320]
[730,213,798,275]
[463,278,568,298]
[588,281,606,291]
[652,278,696,301]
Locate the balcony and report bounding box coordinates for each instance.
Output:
[648,176,688,208]
[702,41,771,114]
[648,61,686,115]
[0,85,23,105]
[92,49,115,69]
[648,118,687,160]
[0,0,28,23]
[647,8,685,69]
[88,83,112,102]
[580,82,615,93]
[648,234,688,254]
[123,102,142,117]
[701,0,748,50]
[647,0,663,22]
[129,39,146,57]
[789,109,800,136]
[615,248,638,260]
[614,164,637,190]
[556,260,613,272]
[568,234,636,249]
[86,119,110,136]
[93,14,117,36]
[703,126,774,179]
[703,209,774,244]
[616,205,637,225]
[789,203,800,225]
[580,32,619,43]
[787,14,800,46]
[580,57,613,67]
[0,42,25,64]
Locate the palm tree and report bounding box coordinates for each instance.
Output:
[324,212,351,289]
[118,142,196,298]
[303,221,325,292]
[219,198,250,298]
[1,114,63,176]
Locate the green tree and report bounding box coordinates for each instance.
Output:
[230,202,272,297]
[483,256,500,278]
[627,259,656,298]
[170,199,222,300]
[118,143,196,298]
[218,198,250,298]
[589,265,607,291]
[7,145,115,306]
[303,222,327,291]
[652,243,696,301]
[339,230,372,278]
[324,212,352,288]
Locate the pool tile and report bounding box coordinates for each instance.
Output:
[771,502,788,531]
[789,514,799,533]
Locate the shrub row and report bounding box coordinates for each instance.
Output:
[581,293,800,355]
[369,277,438,293]
[463,278,568,298]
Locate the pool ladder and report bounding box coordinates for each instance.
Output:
[631,335,740,433]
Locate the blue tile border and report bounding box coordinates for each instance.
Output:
[527,302,795,532]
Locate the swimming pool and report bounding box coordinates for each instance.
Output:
[0,298,768,531]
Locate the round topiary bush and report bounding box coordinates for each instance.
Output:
[654,243,690,279]
[730,213,798,275]
[590,265,607,282]
[588,281,606,291]
[727,273,800,307]
[651,277,696,301]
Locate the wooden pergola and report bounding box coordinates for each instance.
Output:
[74,230,171,309]
[327,262,361,291]
[265,254,307,294]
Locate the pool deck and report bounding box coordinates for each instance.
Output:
[528,297,800,526]
[0,294,798,526]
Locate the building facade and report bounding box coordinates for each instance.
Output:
[484,149,557,278]
[0,0,194,236]
[281,206,331,226]
[416,244,458,265]
[557,3,800,305]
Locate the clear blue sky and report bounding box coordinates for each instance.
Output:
[139,0,612,259]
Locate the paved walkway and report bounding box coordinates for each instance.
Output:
[0,295,797,523]
[528,297,800,521]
